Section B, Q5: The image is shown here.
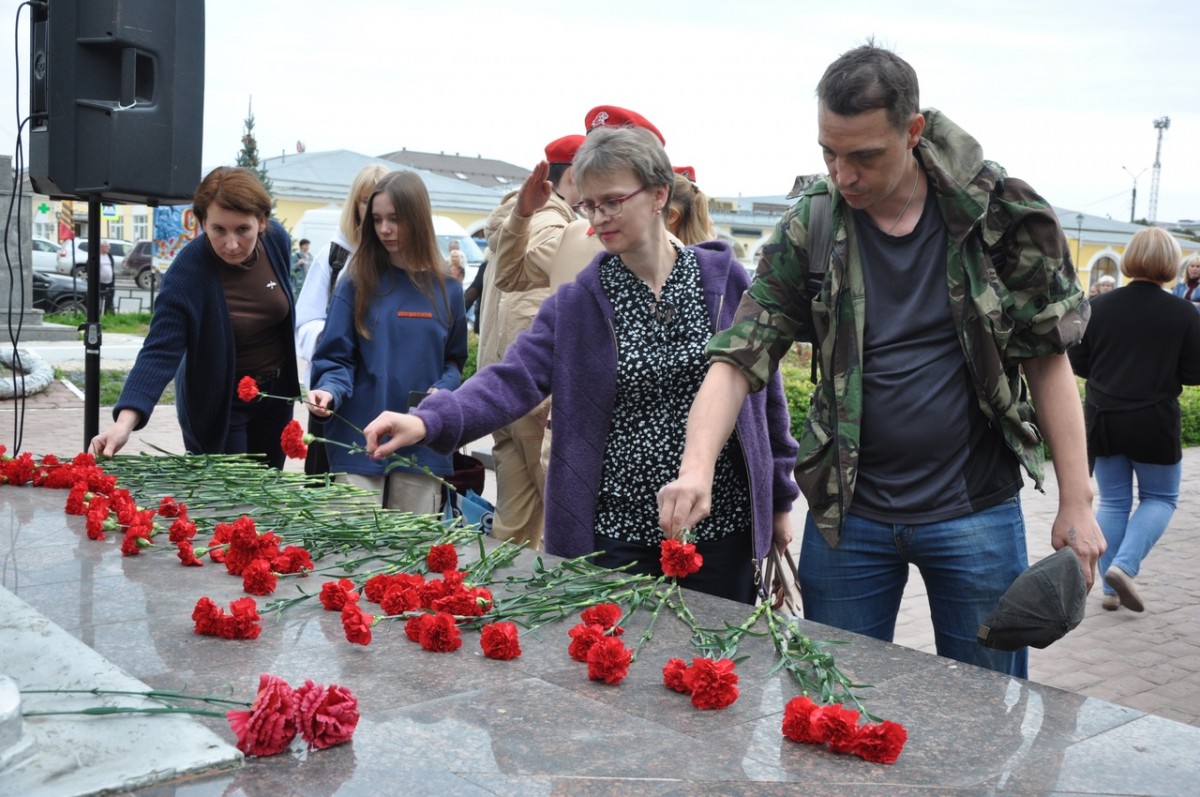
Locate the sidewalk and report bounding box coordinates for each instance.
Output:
[3,358,1199,728]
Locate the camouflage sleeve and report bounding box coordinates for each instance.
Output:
[988,176,1089,360]
[707,201,816,392]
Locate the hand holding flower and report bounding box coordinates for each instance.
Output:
[364,411,427,459]
[306,389,335,418]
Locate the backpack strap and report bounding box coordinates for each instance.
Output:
[326,243,350,307]
[804,192,833,383]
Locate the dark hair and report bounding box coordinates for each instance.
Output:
[816,41,919,131]
[547,162,571,190]
[351,171,449,339]
[192,166,272,224]
[299,238,310,246]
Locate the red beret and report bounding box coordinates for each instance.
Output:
[544,134,585,164]
[583,105,665,146]
[673,165,697,182]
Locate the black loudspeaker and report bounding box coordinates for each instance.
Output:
[28,0,205,204]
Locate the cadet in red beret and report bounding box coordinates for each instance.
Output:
[583,105,665,146]
[673,165,697,183]
[545,134,585,165]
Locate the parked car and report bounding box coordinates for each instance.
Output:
[121,240,162,289]
[55,238,134,278]
[433,216,484,286]
[31,270,86,314]
[31,236,60,272]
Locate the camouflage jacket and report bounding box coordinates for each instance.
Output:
[708,108,1088,546]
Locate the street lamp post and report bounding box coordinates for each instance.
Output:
[1122,166,1147,224]
[1076,213,1085,275]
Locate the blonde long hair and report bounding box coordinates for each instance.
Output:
[350,171,449,339]
[339,164,392,248]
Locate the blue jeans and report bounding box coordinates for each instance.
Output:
[1093,455,1179,591]
[798,497,1028,677]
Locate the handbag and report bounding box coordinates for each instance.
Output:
[760,546,802,616]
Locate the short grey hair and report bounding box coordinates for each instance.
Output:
[572,126,674,206]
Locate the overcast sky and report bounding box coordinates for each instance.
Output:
[4,0,1198,222]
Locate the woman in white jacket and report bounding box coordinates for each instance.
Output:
[295,163,391,474]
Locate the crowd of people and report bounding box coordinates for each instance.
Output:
[89,43,1200,672]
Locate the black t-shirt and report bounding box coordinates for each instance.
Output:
[850,189,1021,523]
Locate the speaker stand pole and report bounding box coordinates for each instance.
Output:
[82,196,102,451]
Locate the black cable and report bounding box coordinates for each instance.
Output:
[3,2,34,454]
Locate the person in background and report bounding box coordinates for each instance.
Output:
[295,164,391,475]
[1069,228,1200,612]
[659,43,1103,676]
[1172,254,1200,309]
[667,167,717,245]
[1096,274,1116,294]
[91,167,298,468]
[476,133,586,550]
[464,257,486,334]
[99,240,116,315]
[291,238,313,291]
[362,126,798,604]
[307,171,467,513]
[447,249,467,281]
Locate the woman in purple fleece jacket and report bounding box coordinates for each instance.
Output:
[366,127,798,603]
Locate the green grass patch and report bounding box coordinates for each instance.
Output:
[53,367,175,406]
[44,311,153,336]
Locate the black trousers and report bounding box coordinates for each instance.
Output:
[593,528,757,604]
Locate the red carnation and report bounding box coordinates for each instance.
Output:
[177,539,204,567]
[660,538,703,578]
[418,611,462,652]
[363,573,396,603]
[782,696,824,744]
[319,578,360,611]
[271,545,313,575]
[426,543,458,573]
[341,600,374,646]
[850,720,907,764]
[480,621,521,660]
[586,636,632,685]
[227,597,263,640]
[65,481,89,515]
[683,657,739,710]
[242,559,278,596]
[237,375,261,402]
[294,680,359,750]
[381,582,422,615]
[280,420,308,459]
[581,603,622,630]
[226,673,297,757]
[168,515,197,543]
[662,658,690,693]
[192,596,223,636]
[567,623,606,662]
[404,614,425,642]
[811,702,861,754]
[157,496,182,517]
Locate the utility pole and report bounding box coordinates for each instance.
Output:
[1122,166,1146,224]
[1148,116,1170,223]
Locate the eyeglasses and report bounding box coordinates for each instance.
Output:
[573,186,646,219]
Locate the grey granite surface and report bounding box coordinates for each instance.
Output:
[2,485,1199,796]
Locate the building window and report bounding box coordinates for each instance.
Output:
[33,221,54,239]
[107,216,125,240]
[132,213,149,241]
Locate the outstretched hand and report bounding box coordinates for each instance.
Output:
[306,389,334,418]
[657,472,714,540]
[516,160,554,218]
[364,411,427,459]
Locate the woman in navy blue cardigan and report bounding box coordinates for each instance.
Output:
[91,167,299,468]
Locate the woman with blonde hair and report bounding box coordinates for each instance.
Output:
[307,171,467,512]
[295,163,391,474]
[1069,227,1200,612]
[667,170,716,246]
[1172,253,1200,308]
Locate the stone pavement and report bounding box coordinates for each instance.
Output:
[3,359,1199,729]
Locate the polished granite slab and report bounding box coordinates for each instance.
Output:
[2,484,1199,796]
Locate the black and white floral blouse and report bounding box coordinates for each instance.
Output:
[592,245,751,545]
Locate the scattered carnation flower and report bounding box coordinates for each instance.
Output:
[226,673,297,757]
[662,658,690,693]
[586,636,633,685]
[418,611,462,653]
[682,657,739,710]
[242,558,278,596]
[294,680,360,751]
[340,600,375,646]
[320,578,360,611]
[480,621,521,660]
[176,539,204,567]
[567,623,607,663]
[581,603,623,630]
[426,543,458,573]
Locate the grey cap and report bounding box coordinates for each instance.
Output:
[977,547,1086,651]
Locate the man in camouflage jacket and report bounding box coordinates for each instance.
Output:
[659,44,1104,677]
